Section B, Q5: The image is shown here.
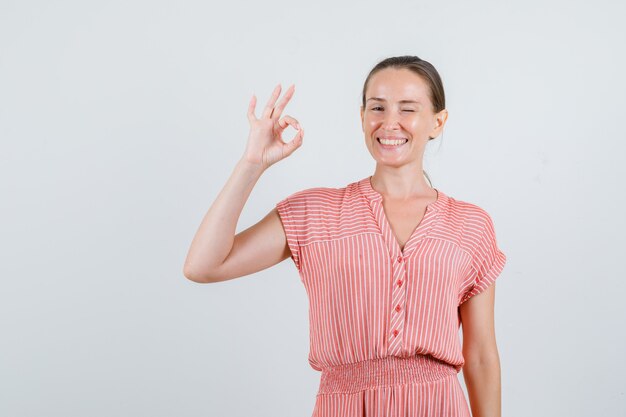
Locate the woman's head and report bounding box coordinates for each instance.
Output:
[360,55,448,172]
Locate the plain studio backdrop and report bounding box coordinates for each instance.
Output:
[1,0,625,416]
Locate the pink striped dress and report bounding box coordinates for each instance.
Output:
[275,175,507,417]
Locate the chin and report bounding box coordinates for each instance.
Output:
[372,155,408,168]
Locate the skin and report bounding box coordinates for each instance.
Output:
[360,67,447,188]
[183,73,500,417]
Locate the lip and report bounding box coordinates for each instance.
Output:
[376,137,409,145]
[377,136,407,141]
[376,137,408,149]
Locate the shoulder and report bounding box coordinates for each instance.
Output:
[435,194,500,254]
[444,194,497,230]
[275,184,354,244]
[277,182,354,208]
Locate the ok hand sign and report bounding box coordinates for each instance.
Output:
[242,84,304,170]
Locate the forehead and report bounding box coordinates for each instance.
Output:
[366,67,429,101]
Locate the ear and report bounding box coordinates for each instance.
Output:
[430,109,448,138]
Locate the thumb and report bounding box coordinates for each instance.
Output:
[281,127,303,157]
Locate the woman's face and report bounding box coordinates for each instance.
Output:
[360,67,447,168]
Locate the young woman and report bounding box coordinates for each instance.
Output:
[183,55,507,417]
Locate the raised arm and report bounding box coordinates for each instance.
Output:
[183,84,304,283]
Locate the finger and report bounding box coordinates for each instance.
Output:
[271,84,295,120]
[262,84,282,119]
[277,115,301,132]
[282,127,304,157]
[247,93,257,121]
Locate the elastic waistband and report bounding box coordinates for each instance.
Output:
[317,355,457,395]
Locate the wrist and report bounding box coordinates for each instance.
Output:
[236,157,266,176]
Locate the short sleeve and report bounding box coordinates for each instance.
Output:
[275,196,302,272]
[459,212,507,305]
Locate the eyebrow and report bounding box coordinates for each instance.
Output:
[366,97,422,104]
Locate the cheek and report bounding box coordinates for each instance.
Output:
[400,117,422,132]
[414,114,430,125]
[408,119,421,129]
[364,120,378,132]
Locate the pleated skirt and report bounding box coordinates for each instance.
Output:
[312,355,471,417]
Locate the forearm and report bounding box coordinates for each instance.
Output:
[183,157,265,281]
[462,356,501,417]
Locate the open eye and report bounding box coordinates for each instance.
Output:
[371,106,383,111]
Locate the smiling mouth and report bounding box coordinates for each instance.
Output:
[377,137,408,146]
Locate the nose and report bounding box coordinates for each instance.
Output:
[382,111,401,129]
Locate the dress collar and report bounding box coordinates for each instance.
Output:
[357,175,448,213]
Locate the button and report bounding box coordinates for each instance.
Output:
[392,329,399,337]
[397,255,403,263]
[395,305,401,312]
[396,280,403,287]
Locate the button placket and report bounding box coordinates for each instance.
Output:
[388,252,407,355]
[358,177,446,356]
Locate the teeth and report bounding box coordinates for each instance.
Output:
[378,137,407,146]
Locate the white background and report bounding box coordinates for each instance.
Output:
[1,0,625,416]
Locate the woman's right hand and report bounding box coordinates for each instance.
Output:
[242,84,304,170]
